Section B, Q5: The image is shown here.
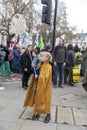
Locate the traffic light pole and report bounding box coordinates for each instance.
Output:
[52,0,58,51]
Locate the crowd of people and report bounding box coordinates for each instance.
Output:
[0,37,87,123]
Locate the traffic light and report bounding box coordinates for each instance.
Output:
[41,0,52,24]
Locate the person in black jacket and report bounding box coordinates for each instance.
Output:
[53,38,67,88]
[20,45,33,89]
[64,44,75,86]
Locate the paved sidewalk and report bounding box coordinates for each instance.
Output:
[0,79,87,130]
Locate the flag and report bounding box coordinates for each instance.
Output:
[35,33,39,45]
[38,36,44,50]
[22,32,27,45]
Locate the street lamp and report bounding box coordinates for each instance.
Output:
[52,0,58,51]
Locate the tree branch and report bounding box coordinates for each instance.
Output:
[0,12,5,21]
[20,1,31,13]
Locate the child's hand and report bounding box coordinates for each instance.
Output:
[35,74,38,79]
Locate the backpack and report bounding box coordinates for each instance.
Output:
[8,51,14,61]
[75,52,83,64]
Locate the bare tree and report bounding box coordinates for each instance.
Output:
[0,0,33,46]
[56,1,76,43]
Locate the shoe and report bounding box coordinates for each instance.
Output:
[44,114,51,123]
[12,74,18,80]
[64,81,67,84]
[23,87,27,90]
[22,83,24,88]
[53,85,57,88]
[32,114,40,120]
[59,85,63,88]
[23,85,28,90]
[70,82,74,86]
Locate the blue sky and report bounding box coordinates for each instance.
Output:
[60,0,87,33]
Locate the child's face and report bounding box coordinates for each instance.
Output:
[40,52,49,62]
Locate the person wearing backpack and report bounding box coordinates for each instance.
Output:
[73,45,83,83]
[64,44,75,86]
[1,45,12,77]
[11,46,20,73]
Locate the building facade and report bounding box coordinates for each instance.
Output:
[71,33,87,50]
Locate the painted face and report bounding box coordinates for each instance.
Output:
[40,52,49,62]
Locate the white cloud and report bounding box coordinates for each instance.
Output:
[60,0,87,33]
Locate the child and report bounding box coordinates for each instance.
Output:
[23,51,52,123]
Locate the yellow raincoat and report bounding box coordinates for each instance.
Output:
[23,62,52,114]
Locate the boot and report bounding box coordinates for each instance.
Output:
[32,114,40,120]
[23,83,28,90]
[44,114,51,123]
[22,82,24,88]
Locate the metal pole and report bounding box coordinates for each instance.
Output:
[52,0,58,51]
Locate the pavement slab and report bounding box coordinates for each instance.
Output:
[0,107,3,111]
[82,97,87,108]
[57,106,74,125]
[9,98,25,108]
[61,98,86,109]
[0,106,24,124]
[52,94,60,106]
[57,106,87,126]
[20,120,57,130]
[20,107,33,120]
[0,96,14,108]
[0,85,25,99]
[51,106,56,123]
[60,93,86,109]
[73,108,87,126]
[57,124,87,130]
[0,121,22,130]
[60,93,82,101]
